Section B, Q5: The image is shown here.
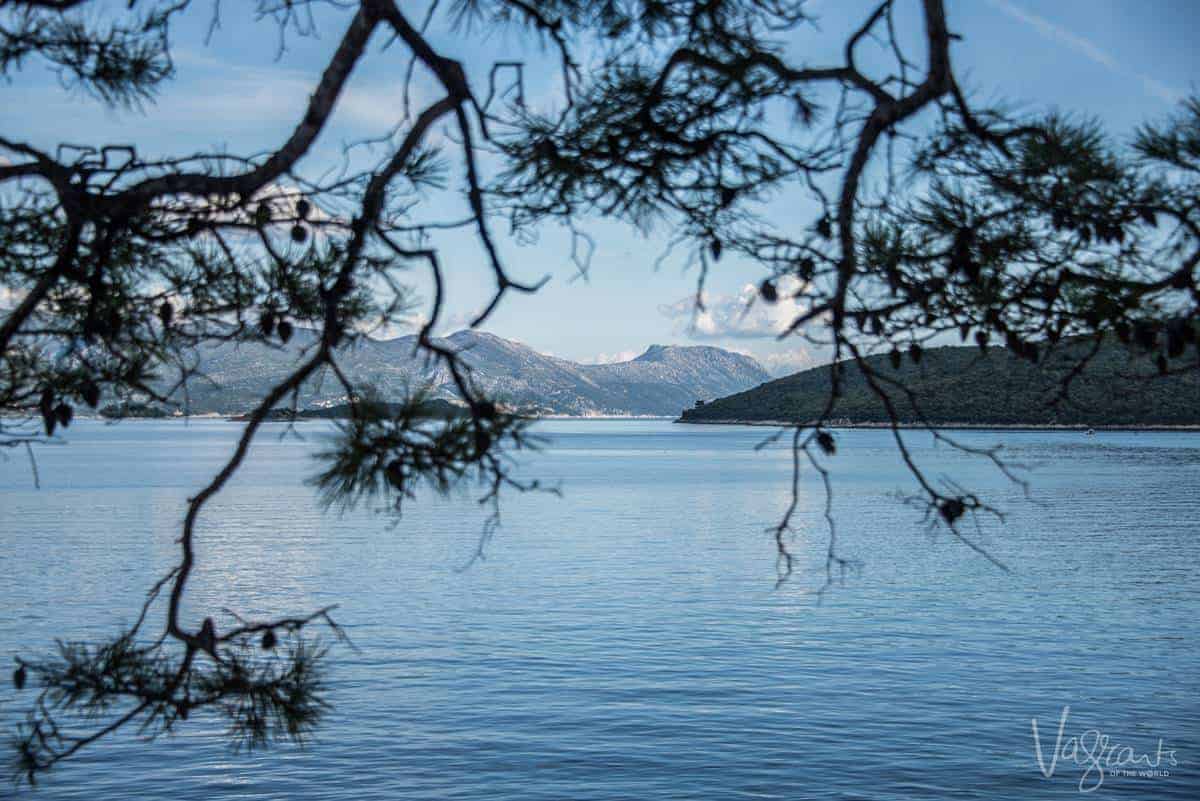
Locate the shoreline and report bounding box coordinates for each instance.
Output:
[674,418,1200,432]
[39,415,1200,431]
[61,413,679,423]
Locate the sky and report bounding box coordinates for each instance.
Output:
[2,0,1197,374]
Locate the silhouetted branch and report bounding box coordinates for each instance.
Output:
[3,0,1197,779]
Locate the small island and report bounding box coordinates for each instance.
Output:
[228,397,470,422]
[98,401,172,419]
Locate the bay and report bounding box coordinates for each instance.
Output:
[1,420,1197,799]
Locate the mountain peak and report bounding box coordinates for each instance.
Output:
[447,329,504,343]
[635,343,721,358]
[636,344,669,361]
[176,328,772,416]
[445,329,535,355]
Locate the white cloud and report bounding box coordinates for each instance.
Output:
[396,310,478,338]
[658,276,809,340]
[755,350,815,377]
[986,0,1184,105]
[580,349,641,365]
[720,345,813,377]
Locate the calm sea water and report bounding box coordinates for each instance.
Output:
[0,420,1197,799]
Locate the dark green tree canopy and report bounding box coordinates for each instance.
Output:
[1,0,1196,783]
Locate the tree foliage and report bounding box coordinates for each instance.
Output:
[0,0,1196,782]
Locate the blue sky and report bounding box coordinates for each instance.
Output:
[3,0,1196,373]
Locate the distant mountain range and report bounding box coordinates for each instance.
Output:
[679,340,1200,427]
[169,329,772,416]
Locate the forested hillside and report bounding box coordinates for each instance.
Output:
[679,340,1199,426]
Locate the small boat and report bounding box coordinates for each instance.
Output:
[1086,428,1095,436]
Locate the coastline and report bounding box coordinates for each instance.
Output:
[674,418,1200,432]
[224,415,681,423]
[45,415,1200,431]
